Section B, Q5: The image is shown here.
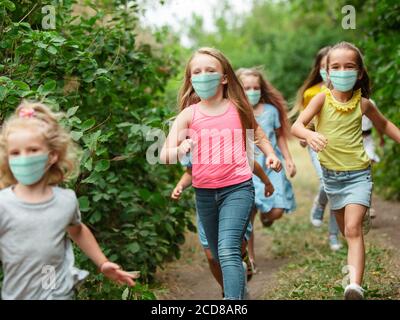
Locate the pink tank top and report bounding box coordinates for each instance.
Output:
[188,101,253,188]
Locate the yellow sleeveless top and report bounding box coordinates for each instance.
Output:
[315,88,370,171]
[303,84,324,108]
[303,84,326,131]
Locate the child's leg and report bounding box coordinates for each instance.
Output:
[204,248,223,289]
[328,209,343,250]
[333,208,345,235]
[248,207,257,264]
[260,208,284,227]
[329,210,341,236]
[308,147,328,224]
[217,180,254,300]
[344,204,367,285]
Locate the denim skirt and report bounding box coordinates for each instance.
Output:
[321,165,373,210]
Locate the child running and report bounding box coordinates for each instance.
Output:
[0,101,137,300]
[291,42,400,299]
[294,46,342,251]
[171,157,274,298]
[237,67,297,272]
[160,47,281,300]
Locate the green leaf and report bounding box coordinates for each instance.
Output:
[43,80,57,92]
[47,46,57,55]
[66,106,80,118]
[164,223,175,236]
[2,0,16,11]
[82,171,102,184]
[127,242,140,254]
[0,87,8,101]
[95,159,110,172]
[70,130,83,141]
[84,157,93,171]
[78,196,90,212]
[81,119,96,131]
[12,80,30,91]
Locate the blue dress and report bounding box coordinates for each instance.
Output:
[253,104,296,214]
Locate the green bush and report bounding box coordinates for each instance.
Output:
[0,0,195,298]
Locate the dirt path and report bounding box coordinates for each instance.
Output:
[370,195,400,248]
[154,217,287,300]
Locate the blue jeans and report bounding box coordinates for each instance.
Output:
[308,147,340,236]
[194,178,255,300]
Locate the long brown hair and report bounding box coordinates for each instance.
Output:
[236,67,291,139]
[178,47,258,147]
[326,41,371,98]
[292,46,331,115]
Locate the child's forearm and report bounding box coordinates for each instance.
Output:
[255,125,276,156]
[68,224,108,268]
[177,171,192,190]
[291,121,312,140]
[383,121,400,143]
[253,161,272,186]
[277,134,293,162]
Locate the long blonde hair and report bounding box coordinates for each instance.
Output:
[0,100,81,188]
[236,67,291,139]
[178,47,259,146]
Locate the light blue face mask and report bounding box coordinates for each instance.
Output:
[329,70,358,92]
[245,89,261,106]
[191,73,222,100]
[319,69,327,83]
[9,153,49,186]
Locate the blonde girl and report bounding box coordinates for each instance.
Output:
[160,47,281,300]
[292,42,400,299]
[237,67,297,272]
[0,101,137,300]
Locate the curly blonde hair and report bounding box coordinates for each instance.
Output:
[0,100,81,188]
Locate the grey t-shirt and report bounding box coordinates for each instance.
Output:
[0,186,89,300]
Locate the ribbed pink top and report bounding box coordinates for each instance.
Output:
[188,101,252,188]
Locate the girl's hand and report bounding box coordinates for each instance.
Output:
[299,139,308,148]
[178,139,194,158]
[171,185,183,200]
[306,131,327,152]
[286,160,297,178]
[266,154,282,172]
[100,261,139,286]
[264,182,274,197]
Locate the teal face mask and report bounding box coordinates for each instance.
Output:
[329,70,358,92]
[245,90,261,106]
[319,69,327,83]
[9,153,49,186]
[191,73,222,100]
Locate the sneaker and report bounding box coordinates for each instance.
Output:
[370,208,376,219]
[310,198,324,227]
[362,209,372,235]
[344,283,365,300]
[329,234,342,251]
